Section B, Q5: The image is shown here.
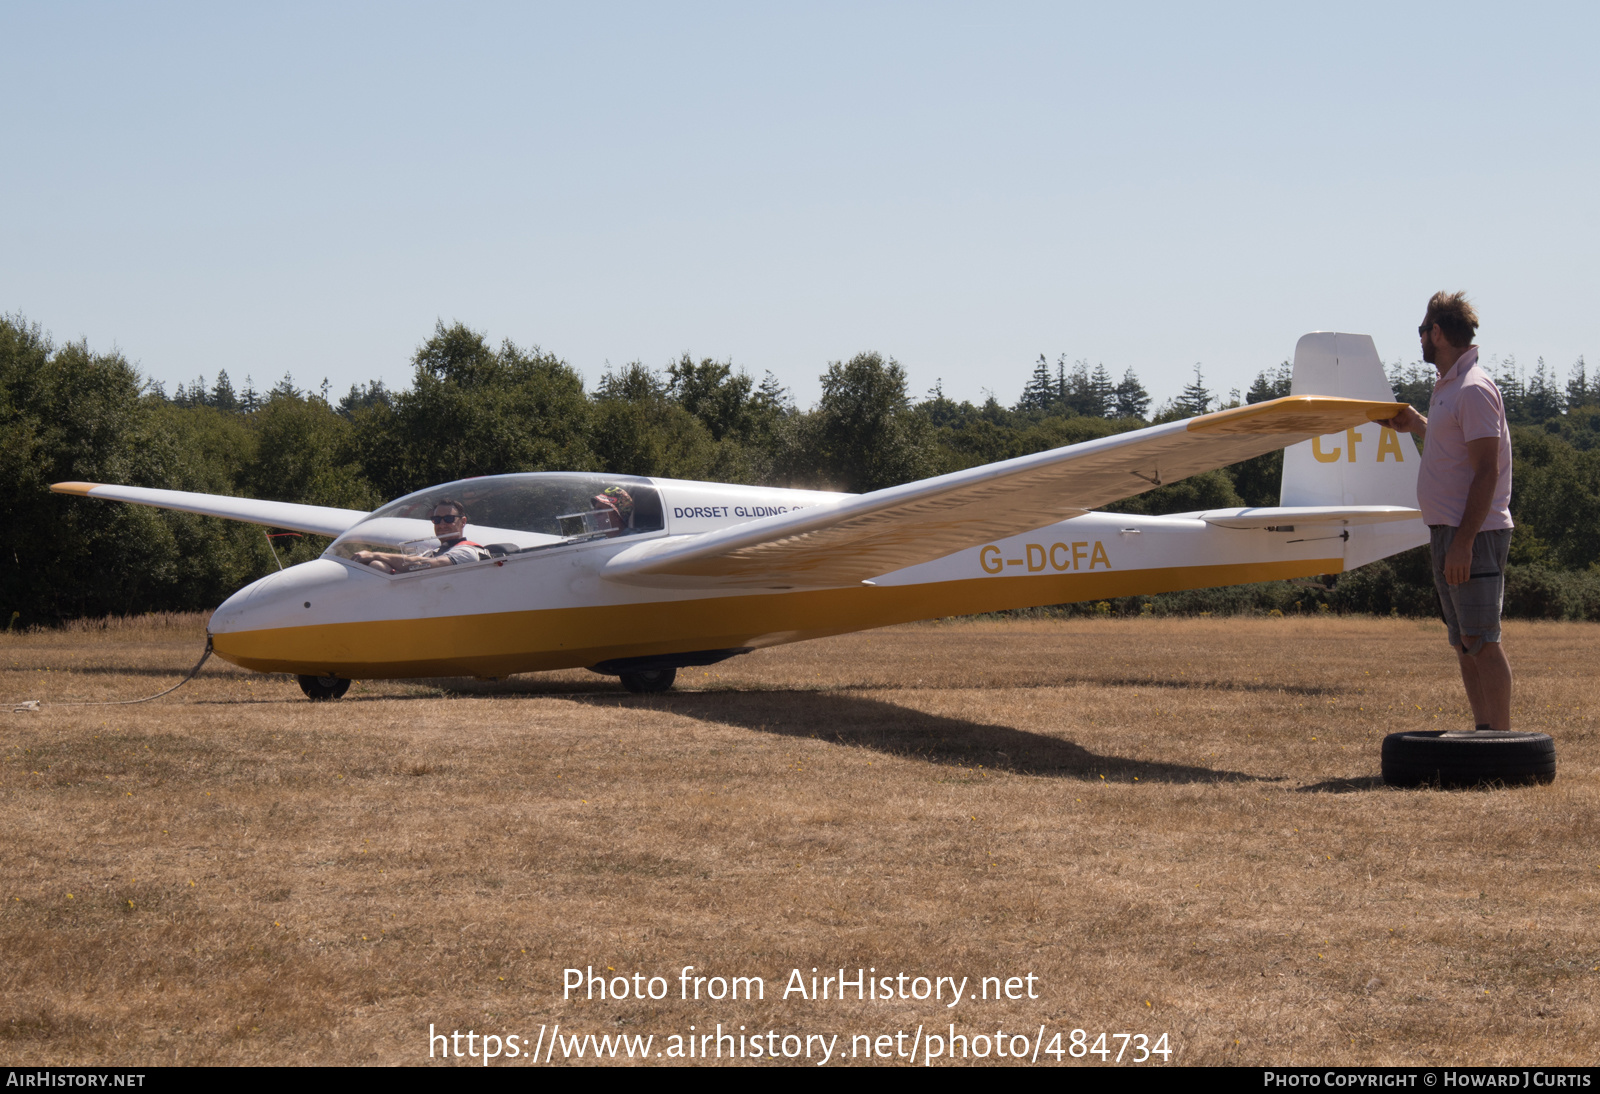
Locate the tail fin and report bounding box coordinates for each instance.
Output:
[1281,333,1419,508]
[1280,332,1427,568]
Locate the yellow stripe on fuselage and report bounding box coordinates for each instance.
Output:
[210,558,1342,679]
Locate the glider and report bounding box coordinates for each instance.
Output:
[52,333,1426,698]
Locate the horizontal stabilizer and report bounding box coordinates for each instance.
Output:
[1198,505,1421,529]
[50,482,369,538]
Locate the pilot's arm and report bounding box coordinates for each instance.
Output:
[352,549,455,573]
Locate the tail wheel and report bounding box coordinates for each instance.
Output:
[619,668,676,694]
[298,674,352,701]
[1381,730,1555,788]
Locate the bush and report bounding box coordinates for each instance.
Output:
[1503,565,1600,621]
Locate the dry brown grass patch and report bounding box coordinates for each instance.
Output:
[1,615,1595,1065]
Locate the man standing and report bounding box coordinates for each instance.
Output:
[1381,292,1514,732]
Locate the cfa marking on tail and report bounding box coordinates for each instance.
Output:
[1311,426,1406,464]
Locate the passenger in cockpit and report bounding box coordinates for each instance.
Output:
[591,486,636,537]
[353,499,490,573]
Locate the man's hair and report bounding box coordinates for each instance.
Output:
[1425,291,1479,348]
[431,498,468,519]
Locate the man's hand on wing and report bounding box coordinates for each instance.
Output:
[1379,404,1426,437]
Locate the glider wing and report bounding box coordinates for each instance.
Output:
[49,482,369,538]
[604,395,1408,588]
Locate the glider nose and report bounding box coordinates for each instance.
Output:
[209,559,356,668]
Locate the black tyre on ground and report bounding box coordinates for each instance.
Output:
[1381,730,1555,788]
[619,668,676,694]
[298,674,351,701]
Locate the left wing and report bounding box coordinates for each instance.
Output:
[50,482,369,538]
[605,395,1408,588]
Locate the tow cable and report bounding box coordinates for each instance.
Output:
[11,637,213,712]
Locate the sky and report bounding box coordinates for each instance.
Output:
[4,2,1597,410]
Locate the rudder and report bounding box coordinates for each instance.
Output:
[1280,332,1427,569]
[1281,332,1419,508]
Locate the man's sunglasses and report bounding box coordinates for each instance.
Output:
[431,513,463,524]
[1418,321,1434,336]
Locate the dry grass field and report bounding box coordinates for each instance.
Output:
[1,613,1596,1067]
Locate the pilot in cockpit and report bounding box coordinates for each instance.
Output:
[353,499,490,573]
[591,486,635,537]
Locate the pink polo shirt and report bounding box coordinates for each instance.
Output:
[1416,346,1513,530]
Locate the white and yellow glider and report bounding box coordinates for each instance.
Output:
[51,333,1426,696]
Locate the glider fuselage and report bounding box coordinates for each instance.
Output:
[208,477,1353,680]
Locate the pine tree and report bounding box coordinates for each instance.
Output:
[171,375,208,408]
[1062,359,1106,417]
[210,370,238,412]
[1178,363,1212,416]
[1387,360,1433,413]
[1114,368,1150,419]
[1493,355,1526,422]
[338,380,392,417]
[1525,357,1563,422]
[1089,363,1115,418]
[1017,354,1056,411]
[756,370,791,412]
[1567,356,1596,409]
[1246,360,1293,403]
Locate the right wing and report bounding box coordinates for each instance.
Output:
[605,395,1409,588]
[50,482,369,538]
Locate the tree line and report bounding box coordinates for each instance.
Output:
[4,313,1597,624]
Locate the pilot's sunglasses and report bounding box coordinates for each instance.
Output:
[431,513,463,524]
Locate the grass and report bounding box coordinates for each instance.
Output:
[1,614,1595,1066]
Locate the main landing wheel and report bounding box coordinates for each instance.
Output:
[298,674,351,701]
[619,668,676,694]
[1381,730,1555,788]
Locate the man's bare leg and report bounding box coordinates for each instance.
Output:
[1457,638,1512,731]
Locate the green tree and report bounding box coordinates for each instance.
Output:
[1113,368,1150,419]
[590,361,720,480]
[1106,469,1243,516]
[1387,360,1434,413]
[1,316,274,620]
[244,390,378,518]
[1017,355,1056,412]
[1246,360,1292,404]
[1509,426,1600,571]
[788,352,934,493]
[1566,357,1596,410]
[338,379,393,417]
[1524,357,1564,422]
[1178,364,1212,416]
[368,321,594,498]
[210,370,239,412]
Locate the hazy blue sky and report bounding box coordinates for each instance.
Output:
[4,2,1596,408]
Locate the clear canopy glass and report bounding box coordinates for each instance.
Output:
[325,473,664,567]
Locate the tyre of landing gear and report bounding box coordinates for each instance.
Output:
[297,674,352,701]
[1381,730,1555,788]
[619,667,676,694]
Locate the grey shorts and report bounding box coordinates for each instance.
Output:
[1430,525,1511,653]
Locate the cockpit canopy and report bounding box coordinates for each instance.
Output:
[325,473,663,566]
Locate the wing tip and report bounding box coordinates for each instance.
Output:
[50,481,100,496]
[1186,396,1406,435]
